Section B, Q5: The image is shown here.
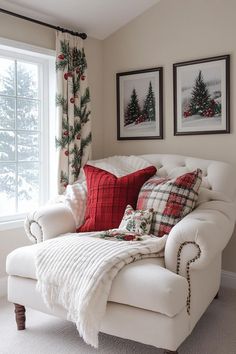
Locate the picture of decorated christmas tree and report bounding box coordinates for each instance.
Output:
[182,70,222,122]
[124,80,156,128]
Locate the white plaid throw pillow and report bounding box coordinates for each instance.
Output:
[137,169,202,237]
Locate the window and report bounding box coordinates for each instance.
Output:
[0,41,55,225]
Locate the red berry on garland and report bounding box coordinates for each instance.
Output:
[67,72,73,78]
[64,73,68,80]
[81,75,86,81]
[76,134,81,140]
[63,183,68,188]
[63,130,69,136]
[70,97,75,104]
[65,150,69,156]
[58,54,64,60]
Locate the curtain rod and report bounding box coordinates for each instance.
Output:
[0,7,87,40]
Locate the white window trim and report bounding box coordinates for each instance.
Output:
[0,38,56,230]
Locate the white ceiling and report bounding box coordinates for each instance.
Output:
[0,0,160,40]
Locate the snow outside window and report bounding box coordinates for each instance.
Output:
[0,42,55,226]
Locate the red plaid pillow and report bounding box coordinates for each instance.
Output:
[137,169,202,237]
[78,165,156,232]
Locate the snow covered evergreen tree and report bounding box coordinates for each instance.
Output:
[143,81,156,121]
[189,70,211,116]
[0,64,39,200]
[124,88,140,126]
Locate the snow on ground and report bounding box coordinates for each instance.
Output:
[181,115,222,128]
[124,121,156,132]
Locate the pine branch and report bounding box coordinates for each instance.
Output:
[81,132,92,151]
[61,40,70,56]
[72,75,80,95]
[74,105,82,118]
[56,60,68,71]
[80,87,90,107]
[55,135,68,149]
[56,94,68,114]
[74,105,91,124]
[70,121,81,140]
[60,171,69,185]
[56,40,70,71]
[81,107,91,125]
[70,144,82,179]
[62,117,69,130]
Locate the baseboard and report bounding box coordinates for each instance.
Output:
[221,270,236,289]
[0,276,7,298]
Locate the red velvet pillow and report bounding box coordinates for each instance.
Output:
[78,165,157,232]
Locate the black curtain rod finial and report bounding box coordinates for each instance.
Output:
[80,33,87,40]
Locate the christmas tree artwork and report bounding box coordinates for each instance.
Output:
[183,69,222,120]
[143,81,156,121]
[124,88,141,126]
[189,70,211,116]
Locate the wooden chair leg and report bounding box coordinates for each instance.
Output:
[14,303,26,330]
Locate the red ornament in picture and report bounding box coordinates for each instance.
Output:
[70,98,75,104]
[63,131,69,136]
[64,73,68,80]
[76,134,81,140]
[58,54,64,60]
[81,75,86,81]
[65,150,69,156]
[67,72,73,78]
[64,183,68,188]
[183,110,191,118]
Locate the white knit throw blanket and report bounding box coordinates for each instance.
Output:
[35,233,167,348]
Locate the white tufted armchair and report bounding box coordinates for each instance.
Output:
[6,154,236,353]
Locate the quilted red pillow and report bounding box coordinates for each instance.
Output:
[137,169,202,237]
[78,165,156,232]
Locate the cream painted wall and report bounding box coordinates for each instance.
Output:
[0,13,103,278]
[102,0,236,272]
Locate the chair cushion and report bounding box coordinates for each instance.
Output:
[78,165,157,232]
[6,241,188,317]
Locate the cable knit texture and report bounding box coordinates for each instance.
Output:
[35,233,166,348]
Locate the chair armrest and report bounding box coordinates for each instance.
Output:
[24,204,76,243]
[165,200,236,276]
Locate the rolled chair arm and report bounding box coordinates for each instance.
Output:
[24,204,76,243]
[165,200,236,276]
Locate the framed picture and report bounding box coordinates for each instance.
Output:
[173,55,230,135]
[116,67,163,140]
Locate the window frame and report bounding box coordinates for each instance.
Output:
[0,38,55,230]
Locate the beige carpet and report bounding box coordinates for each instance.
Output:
[0,287,236,354]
